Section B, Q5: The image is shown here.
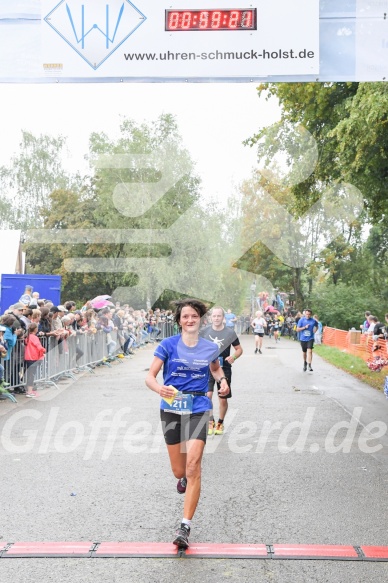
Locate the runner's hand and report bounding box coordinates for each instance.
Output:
[218,381,230,396]
[159,385,177,399]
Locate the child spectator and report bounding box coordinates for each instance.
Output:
[24,322,46,398]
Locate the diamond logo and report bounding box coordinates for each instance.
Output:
[44,0,147,70]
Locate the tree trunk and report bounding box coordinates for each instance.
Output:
[293,267,304,310]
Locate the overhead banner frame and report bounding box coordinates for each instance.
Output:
[0,0,387,82]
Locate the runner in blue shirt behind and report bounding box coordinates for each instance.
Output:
[145,298,229,549]
[296,308,318,372]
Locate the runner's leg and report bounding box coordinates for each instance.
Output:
[166,443,187,479]
[183,438,206,520]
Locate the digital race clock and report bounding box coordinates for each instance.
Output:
[165,9,257,31]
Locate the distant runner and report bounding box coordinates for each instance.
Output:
[200,306,243,435]
[296,309,318,372]
[251,310,267,354]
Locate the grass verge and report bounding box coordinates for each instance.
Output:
[314,345,387,392]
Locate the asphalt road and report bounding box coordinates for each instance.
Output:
[1,335,388,582]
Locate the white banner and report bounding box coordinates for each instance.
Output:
[356,0,388,80]
[0,0,320,80]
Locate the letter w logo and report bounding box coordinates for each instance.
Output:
[44,0,147,70]
[65,3,125,49]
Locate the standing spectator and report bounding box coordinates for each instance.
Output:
[10,303,27,334]
[30,309,41,328]
[294,311,303,341]
[38,307,55,337]
[114,309,135,355]
[81,301,93,313]
[6,307,26,391]
[70,311,86,366]
[0,325,8,390]
[1,315,23,390]
[50,306,63,334]
[83,309,98,333]
[24,323,46,398]
[313,314,323,344]
[20,307,33,329]
[367,315,377,337]
[224,309,237,330]
[97,315,116,357]
[19,285,33,306]
[360,311,371,334]
[244,314,251,334]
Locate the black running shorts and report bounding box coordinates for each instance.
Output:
[208,370,232,399]
[300,340,314,352]
[160,411,210,445]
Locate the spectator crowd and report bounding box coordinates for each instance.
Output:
[0,284,177,397]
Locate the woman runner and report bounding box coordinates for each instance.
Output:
[145,298,229,548]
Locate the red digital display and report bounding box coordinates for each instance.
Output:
[165,9,256,31]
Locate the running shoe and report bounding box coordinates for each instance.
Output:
[303,362,307,372]
[258,349,262,354]
[177,477,187,494]
[308,365,313,372]
[25,393,38,398]
[254,348,258,354]
[208,420,215,435]
[214,422,224,435]
[173,523,190,548]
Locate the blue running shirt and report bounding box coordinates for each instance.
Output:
[154,335,219,414]
[298,317,318,342]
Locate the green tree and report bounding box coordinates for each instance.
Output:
[309,281,383,330]
[25,115,241,307]
[0,131,72,232]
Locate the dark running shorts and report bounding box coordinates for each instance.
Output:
[300,340,314,352]
[160,410,210,445]
[254,332,264,337]
[208,371,232,399]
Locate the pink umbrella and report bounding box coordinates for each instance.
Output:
[265,306,279,313]
[90,294,112,303]
[90,299,114,309]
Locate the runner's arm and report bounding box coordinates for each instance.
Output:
[225,343,243,365]
[210,360,230,396]
[145,356,176,399]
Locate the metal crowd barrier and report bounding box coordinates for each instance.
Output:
[0,323,180,397]
[2,338,26,391]
[1,330,119,393]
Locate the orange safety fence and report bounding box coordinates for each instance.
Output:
[322,327,388,363]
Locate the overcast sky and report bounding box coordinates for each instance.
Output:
[0,82,281,207]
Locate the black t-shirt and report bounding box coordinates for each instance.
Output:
[200,325,240,370]
[373,322,385,337]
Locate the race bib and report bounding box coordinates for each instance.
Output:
[163,393,193,415]
[304,330,311,337]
